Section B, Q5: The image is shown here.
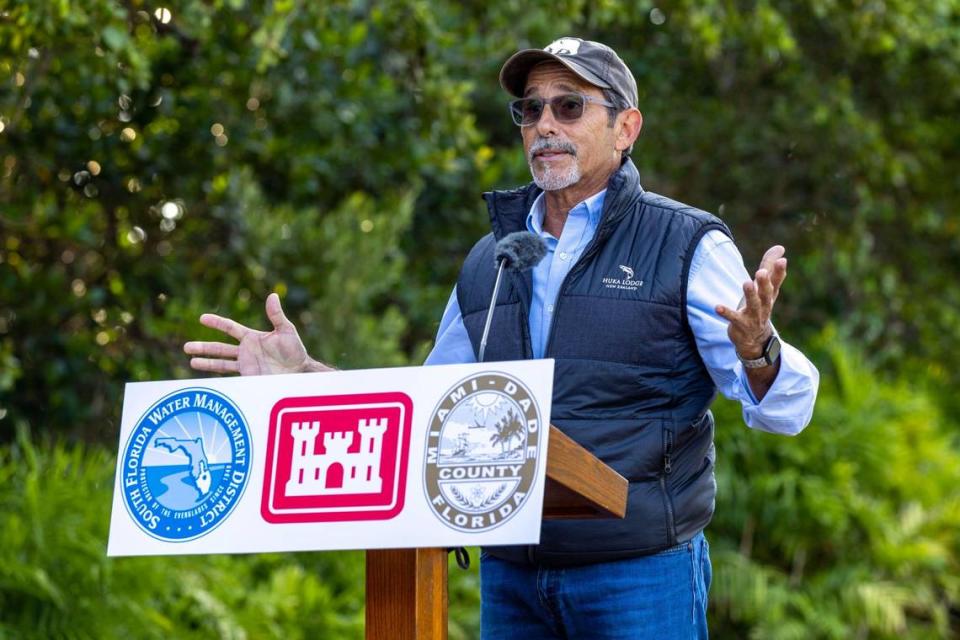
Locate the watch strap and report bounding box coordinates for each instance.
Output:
[737,334,781,369]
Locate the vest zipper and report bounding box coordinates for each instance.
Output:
[529,212,613,561]
[663,428,673,475]
[660,428,677,545]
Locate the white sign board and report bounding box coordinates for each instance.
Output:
[107,360,554,557]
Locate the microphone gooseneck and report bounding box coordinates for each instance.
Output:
[478,232,547,362]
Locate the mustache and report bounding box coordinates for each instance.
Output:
[528,138,577,162]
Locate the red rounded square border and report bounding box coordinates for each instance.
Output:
[261,392,413,523]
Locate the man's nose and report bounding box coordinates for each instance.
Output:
[534,101,559,137]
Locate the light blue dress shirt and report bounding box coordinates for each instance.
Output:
[425,190,819,436]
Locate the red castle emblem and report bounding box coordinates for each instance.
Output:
[261,393,413,523]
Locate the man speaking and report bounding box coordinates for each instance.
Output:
[185,37,819,640]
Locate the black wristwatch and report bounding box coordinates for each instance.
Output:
[737,334,782,369]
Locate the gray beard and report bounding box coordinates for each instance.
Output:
[531,161,581,191]
[528,138,580,191]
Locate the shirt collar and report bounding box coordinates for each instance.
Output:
[525,189,607,238]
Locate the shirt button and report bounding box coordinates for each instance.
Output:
[559,252,569,261]
[547,304,554,314]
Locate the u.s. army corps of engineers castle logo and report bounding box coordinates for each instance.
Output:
[260,392,413,523]
[425,372,543,532]
[120,388,250,542]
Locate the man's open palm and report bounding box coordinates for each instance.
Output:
[184,293,309,376]
[715,245,788,358]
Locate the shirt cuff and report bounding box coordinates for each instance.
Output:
[738,340,820,435]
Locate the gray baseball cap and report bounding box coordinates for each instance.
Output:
[499,37,638,109]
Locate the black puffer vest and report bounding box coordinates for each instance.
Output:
[456,159,731,566]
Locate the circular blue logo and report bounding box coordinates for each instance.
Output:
[121,388,251,542]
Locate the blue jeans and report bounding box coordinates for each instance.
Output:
[479,533,711,639]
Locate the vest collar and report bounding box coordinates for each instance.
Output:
[482,157,644,241]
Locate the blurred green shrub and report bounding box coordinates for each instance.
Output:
[708,330,960,639]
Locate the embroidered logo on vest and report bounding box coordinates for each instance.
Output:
[603,265,644,291]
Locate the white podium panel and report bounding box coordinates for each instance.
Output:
[107,360,554,557]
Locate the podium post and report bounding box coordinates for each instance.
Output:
[364,424,628,640]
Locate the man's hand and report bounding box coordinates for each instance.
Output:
[715,245,787,400]
[183,293,333,375]
[715,245,787,357]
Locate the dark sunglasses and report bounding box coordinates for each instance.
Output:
[508,93,616,126]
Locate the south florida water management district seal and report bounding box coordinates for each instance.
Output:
[121,387,251,542]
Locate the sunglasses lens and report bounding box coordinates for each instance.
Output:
[553,94,585,122]
[515,99,543,125]
[509,94,590,125]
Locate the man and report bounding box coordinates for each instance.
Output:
[185,37,819,639]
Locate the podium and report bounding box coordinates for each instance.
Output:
[365,424,628,640]
[107,360,614,637]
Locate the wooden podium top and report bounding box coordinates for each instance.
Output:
[543,424,628,520]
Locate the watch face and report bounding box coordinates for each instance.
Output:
[765,335,782,364]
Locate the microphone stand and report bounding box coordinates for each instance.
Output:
[477,258,507,362]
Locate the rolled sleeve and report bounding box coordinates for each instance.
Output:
[687,230,819,435]
[736,341,820,435]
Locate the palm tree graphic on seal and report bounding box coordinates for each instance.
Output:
[489,408,524,456]
[619,265,634,280]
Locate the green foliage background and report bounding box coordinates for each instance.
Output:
[1,0,958,637]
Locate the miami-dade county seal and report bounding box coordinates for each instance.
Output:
[425,372,542,532]
[120,387,251,542]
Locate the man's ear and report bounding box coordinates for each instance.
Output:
[616,109,643,152]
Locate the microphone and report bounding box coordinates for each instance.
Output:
[478,231,547,362]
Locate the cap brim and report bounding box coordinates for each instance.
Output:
[499,49,612,97]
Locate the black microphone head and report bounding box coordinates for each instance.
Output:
[494,231,547,272]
